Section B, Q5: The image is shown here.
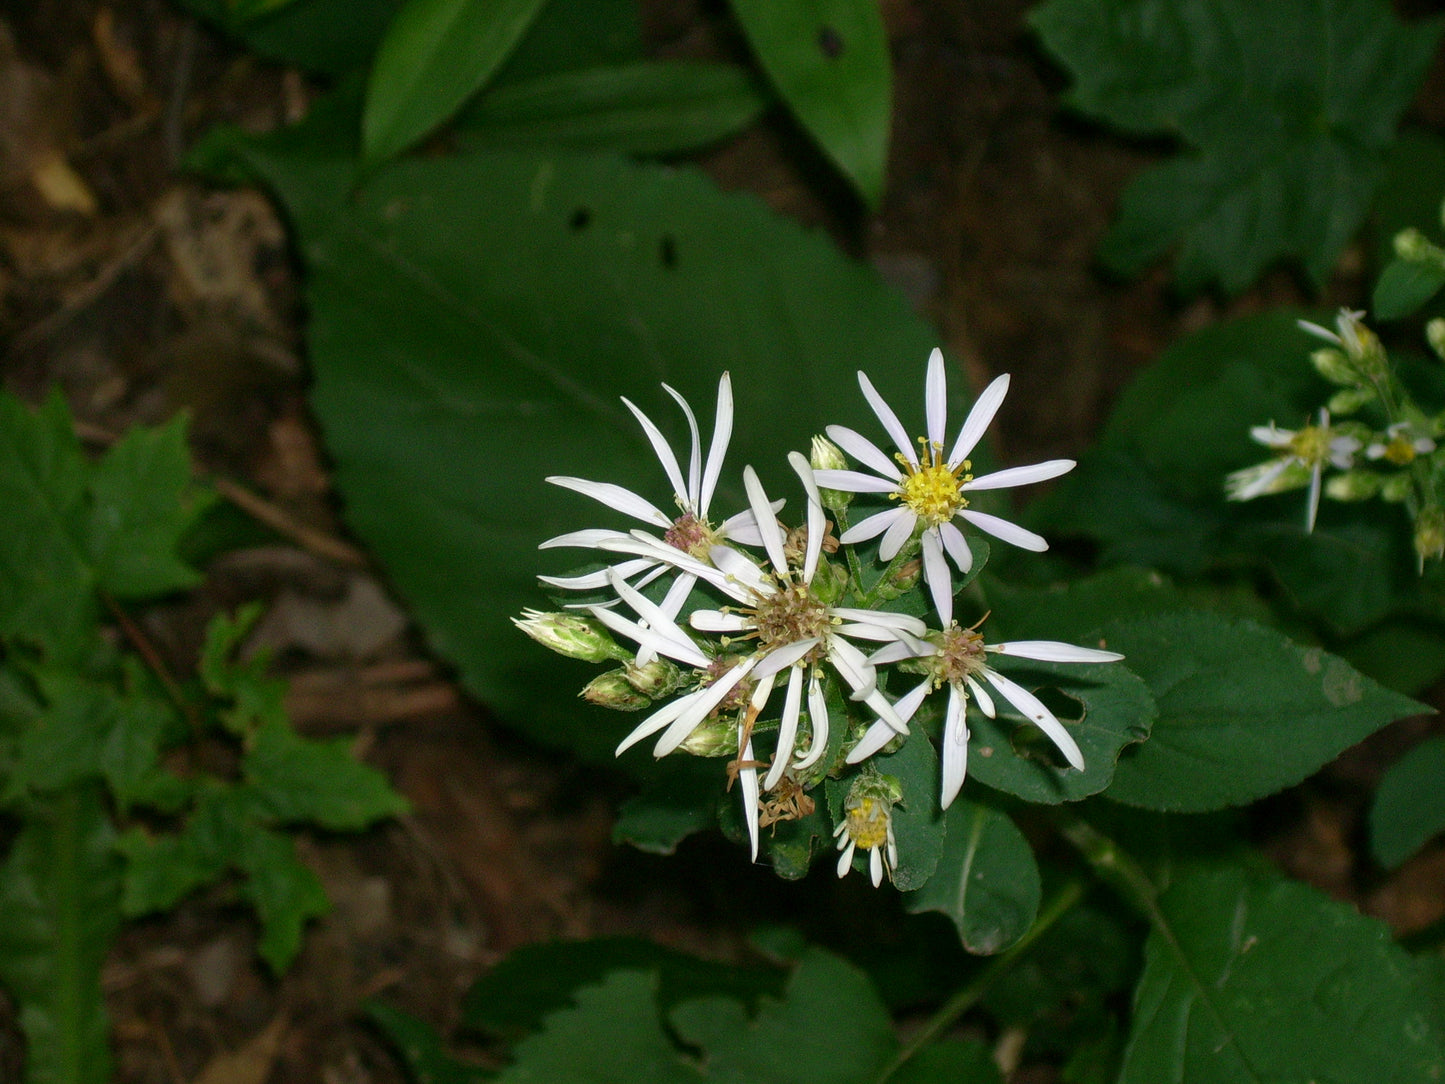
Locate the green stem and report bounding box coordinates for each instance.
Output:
[1055,812,1165,926]
[873,877,1085,1084]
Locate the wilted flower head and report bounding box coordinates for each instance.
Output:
[834,773,901,887]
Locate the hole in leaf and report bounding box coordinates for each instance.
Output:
[817,25,844,59]
[569,207,592,231]
[1007,686,1085,768]
[659,235,677,269]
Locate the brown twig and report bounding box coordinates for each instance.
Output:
[101,590,200,734]
[211,476,368,567]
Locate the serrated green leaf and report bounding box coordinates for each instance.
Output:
[1370,735,1445,868]
[1029,0,1442,293]
[1120,864,1445,1083]
[239,824,331,972]
[244,718,408,829]
[729,0,891,206]
[366,1002,493,1084]
[905,797,1040,955]
[199,604,289,736]
[0,787,122,1084]
[462,937,783,1037]
[456,61,768,156]
[117,785,259,914]
[363,0,551,166]
[201,91,937,761]
[1373,257,1445,320]
[1103,611,1426,811]
[670,948,896,1084]
[495,969,702,1083]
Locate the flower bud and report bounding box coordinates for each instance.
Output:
[513,609,632,663]
[1415,506,1445,564]
[1327,387,1376,415]
[1428,318,1445,363]
[581,668,652,711]
[1323,470,1382,502]
[676,715,738,757]
[1394,227,1432,263]
[623,658,685,698]
[1311,348,1358,387]
[1381,473,1414,503]
[810,434,854,512]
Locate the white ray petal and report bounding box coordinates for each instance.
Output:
[847,718,904,763]
[921,529,954,628]
[752,638,819,680]
[860,685,910,736]
[965,674,995,718]
[925,347,948,449]
[879,507,919,560]
[764,666,806,790]
[689,609,750,632]
[608,569,689,644]
[619,397,689,507]
[718,498,785,545]
[537,557,653,591]
[868,636,930,666]
[793,674,830,770]
[539,527,633,550]
[938,520,974,573]
[825,425,903,481]
[858,370,918,467]
[827,636,878,701]
[869,846,884,887]
[589,603,708,669]
[743,466,789,576]
[661,382,703,508]
[812,469,898,495]
[699,372,733,515]
[547,476,672,527]
[836,838,856,878]
[708,543,771,599]
[1306,462,1322,532]
[789,452,825,584]
[653,659,755,755]
[840,506,911,545]
[984,668,1085,771]
[831,608,928,635]
[655,572,696,621]
[947,372,1010,467]
[988,641,1124,663]
[615,688,699,755]
[940,684,970,809]
[965,459,1075,492]
[739,723,761,861]
[958,509,1049,552]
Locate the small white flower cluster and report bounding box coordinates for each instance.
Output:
[519,349,1122,885]
[1225,309,1445,563]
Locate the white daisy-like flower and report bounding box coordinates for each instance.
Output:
[1225,408,1361,531]
[847,622,1122,810]
[833,782,899,888]
[813,348,1074,627]
[1366,422,1436,465]
[540,373,775,628]
[590,453,926,859]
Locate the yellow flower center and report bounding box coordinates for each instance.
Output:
[1286,426,1331,466]
[932,623,989,687]
[843,796,891,850]
[664,512,718,560]
[1383,436,1418,466]
[895,440,972,526]
[745,580,832,664]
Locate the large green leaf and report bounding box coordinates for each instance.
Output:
[1370,735,1445,869]
[729,0,892,207]
[1120,864,1445,1083]
[199,95,938,760]
[905,797,1041,955]
[178,0,406,75]
[1102,611,1426,811]
[362,0,552,166]
[0,788,122,1084]
[1029,0,1442,293]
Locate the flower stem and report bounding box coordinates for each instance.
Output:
[873,877,1085,1084]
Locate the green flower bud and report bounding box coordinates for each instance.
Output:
[811,434,854,512]
[808,555,849,605]
[1327,387,1376,415]
[1381,473,1414,503]
[1394,227,1432,263]
[1311,348,1358,387]
[1428,318,1445,363]
[1324,470,1382,501]
[624,658,686,698]
[1415,506,1445,564]
[513,609,632,663]
[581,668,651,711]
[676,715,738,757]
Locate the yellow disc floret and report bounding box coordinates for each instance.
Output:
[843,795,891,850]
[896,439,972,526]
[1286,425,1331,466]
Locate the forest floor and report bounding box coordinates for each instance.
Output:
[3,1,1444,1080]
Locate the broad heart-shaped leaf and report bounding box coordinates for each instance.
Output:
[1120,864,1445,1083]
[1370,735,1445,868]
[670,948,897,1084]
[200,95,941,762]
[905,797,1041,955]
[455,62,769,156]
[0,787,122,1084]
[1101,611,1427,812]
[495,969,703,1083]
[362,0,552,167]
[1029,0,1442,293]
[1373,255,1445,321]
[729,0,892,207]
[0,391,207,661]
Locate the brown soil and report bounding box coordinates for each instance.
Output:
[2,1,1442,1080]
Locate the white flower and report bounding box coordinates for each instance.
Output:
[847,622,1122,810]
[833,789,899,888]
[813,348,1074,626]
[1366,422,1436,465]
[1298,309,1374,362]
[590,453,926,860]
[1225,408,1360,531]
[540,373,774,630]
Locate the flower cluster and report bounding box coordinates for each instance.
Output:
[518,350,1123,885]
[1225,309,1445,565]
